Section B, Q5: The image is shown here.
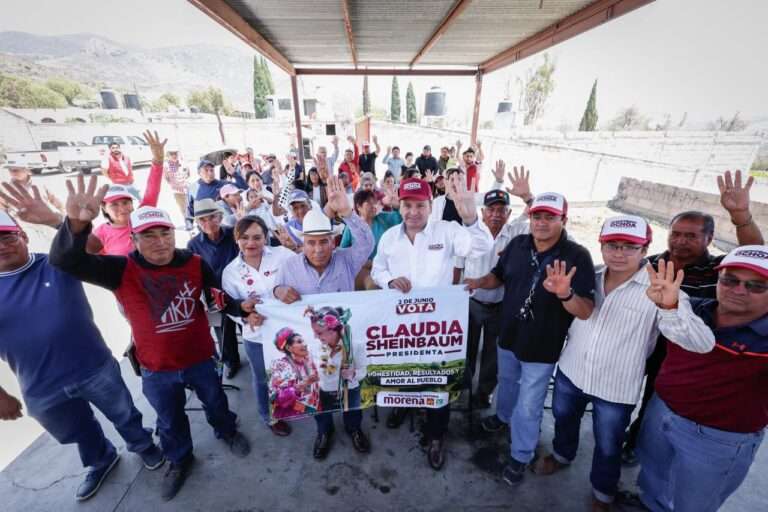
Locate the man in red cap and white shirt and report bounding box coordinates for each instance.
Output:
[49,176,261,501]
[632,244,768,512]
[531,215,716,511]
[372,173,493,470]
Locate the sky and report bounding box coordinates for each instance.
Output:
[1,0,767,129]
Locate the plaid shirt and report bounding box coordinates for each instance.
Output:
[163,160,190,194]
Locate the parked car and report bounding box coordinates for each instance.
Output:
[58,143,105,175]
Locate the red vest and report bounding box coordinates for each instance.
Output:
[107,154,134,185]
[115,255,214,371]
[465,164,478,191]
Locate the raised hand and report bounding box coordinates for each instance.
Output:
[507,165,532,201]
[347,135,356,144]
[273,226,297,251]
[0,182,62,227]
[717,169,753,214]
[64,175,109,224]
[646,259,683,308]
[543,259,576,298]
[448,173,478,225]
[424,168,435,183]
[325,175,352,217]
[331,135,339,146]
[492,160,506,183]
[143,130,167,163]
[44,187,65,213]
[372,134,378,144]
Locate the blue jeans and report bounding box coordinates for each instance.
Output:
[243,341,270,425]
[551,370,634,502]
[314,387,362,435]
[637,394,764,512]
[31,358,153,470]
[495,346,555,464]
[141,358,237,465]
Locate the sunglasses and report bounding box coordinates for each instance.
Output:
[718,274,768,294]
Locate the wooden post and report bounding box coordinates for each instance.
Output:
[290,75,305,168]
[470,71,483,146]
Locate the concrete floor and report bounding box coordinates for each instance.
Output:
[1,355,766,512]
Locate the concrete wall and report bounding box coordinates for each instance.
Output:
[608,177,768,249]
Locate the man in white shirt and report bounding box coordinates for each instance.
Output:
[531,215,716,511]
[371,174,493,470]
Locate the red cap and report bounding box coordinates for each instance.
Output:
[398,178,432,201]
[0,211,20,232]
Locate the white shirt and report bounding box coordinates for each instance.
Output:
[315,341,367,391]
[371,218,493,289]
[221,247,295,343]
[558,265,716,405]
[429,179,502,223]
[455,216,529,304]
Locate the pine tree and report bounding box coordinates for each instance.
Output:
[578,79,598,131]
[253,55,269,118]
[261,57,275,95]
[390,76,401,122]
[362,74,370,116]
[406,82,417,124]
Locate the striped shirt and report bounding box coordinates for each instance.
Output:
[558,265,716,405]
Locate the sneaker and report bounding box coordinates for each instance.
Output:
[501,459,526,486]
[75,452,120,501]
[427,438,445,470]
[161,456,194,502]
[349,429,371,453]
[313,431,334,460]
[621,444,639,467]
[270,420,292,437]
[386,407,408,429]
[480,415,507,433]
[223,431,251,458]
[139,444,166,471]
[531,453,568,475]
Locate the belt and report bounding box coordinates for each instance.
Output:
[471,297,502,307]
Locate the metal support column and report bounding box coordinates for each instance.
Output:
[470,71,483,146]
[290,74,305,168]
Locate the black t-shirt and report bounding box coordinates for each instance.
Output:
[441,197,462,224]
[415,155,438,173]
[359,152,377,175]
[491,231,596,363]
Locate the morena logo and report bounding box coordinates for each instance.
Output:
[138,211,166,220]
[403,182,422,191]
[538,194,559,202]
[610,220,638,229]
[734,250,768,260]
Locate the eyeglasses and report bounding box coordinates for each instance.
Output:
[718,275,768,294]
[603,242,643,254]
[0,232,21,246]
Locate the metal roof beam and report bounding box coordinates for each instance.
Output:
[410,0,474,67]
[340,0,359,69]
[187,0,295,75]
[480,0,655,74]
[295,68,478,76]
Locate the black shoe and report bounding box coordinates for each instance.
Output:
[502,459,526,486]
[270,420,292,437]
[223,431,251,458]
[350,429,371,453]
[472,394,492,410]
[386,408,408,429]
[427,438,445,470]
[313,431,334,460]
[161,456,194,502]
[139,444,165,471]
[615,490,651,510]
[75,452,120,501]
[481,415,507,433]
[226,362,241,379]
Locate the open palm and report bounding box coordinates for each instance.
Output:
[65,175,109,223]
[543,260,575,297]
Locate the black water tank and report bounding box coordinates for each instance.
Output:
[100,90,119,109]
[497,101,514,113]
[424,86,446,117]
[123,93,141,110]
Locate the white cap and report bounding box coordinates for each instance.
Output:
[715,245,768,279]
[130,206,174,233]
[529,192,568,216]
[103,184,135,203]
[599,215,652,245]
[0,210,20,232]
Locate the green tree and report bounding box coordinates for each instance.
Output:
[406,82,417,124]
[362,74,370,116]
[45,77,89,106]
[578,79,598,131]
[253,55,270,118]
[523,53,556,126]
[390,76,401,122]
[261,57,275,95]
[0,75,66,108]
[188,87,231,143]
[608,106,650,131]
[147,92,181,112]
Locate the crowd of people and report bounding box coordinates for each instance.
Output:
[0,130,766,512]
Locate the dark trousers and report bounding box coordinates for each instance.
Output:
[32,358,153,470]
[141,359,237,464]
[314,387,362,435]
[214,315,241,368]
[423,404,451,440]
[625,340,667,450]
[466,299,501,398]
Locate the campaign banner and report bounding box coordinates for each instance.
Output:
[253,286,469,421]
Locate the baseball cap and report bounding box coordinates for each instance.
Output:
[599,215,652,246]
[529,192,568,217]
[362,141,370,147]
[0,211,20,232]
[360,172,376,185]
[193,198,223,218]
[484,190,510,207]
[2,163,30,171]
[130,206,174,233]
[423,145,431,151]
[219,184,240,199]
[197,159,215,170]
[715,245,768,279]
[103,184,135,203]
[398,178,432,201]
[288,189,310,205]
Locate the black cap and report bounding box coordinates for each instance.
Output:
[423,145,431,150]
[483,189,510,207]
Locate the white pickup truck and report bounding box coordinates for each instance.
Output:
[3,140,86,174]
